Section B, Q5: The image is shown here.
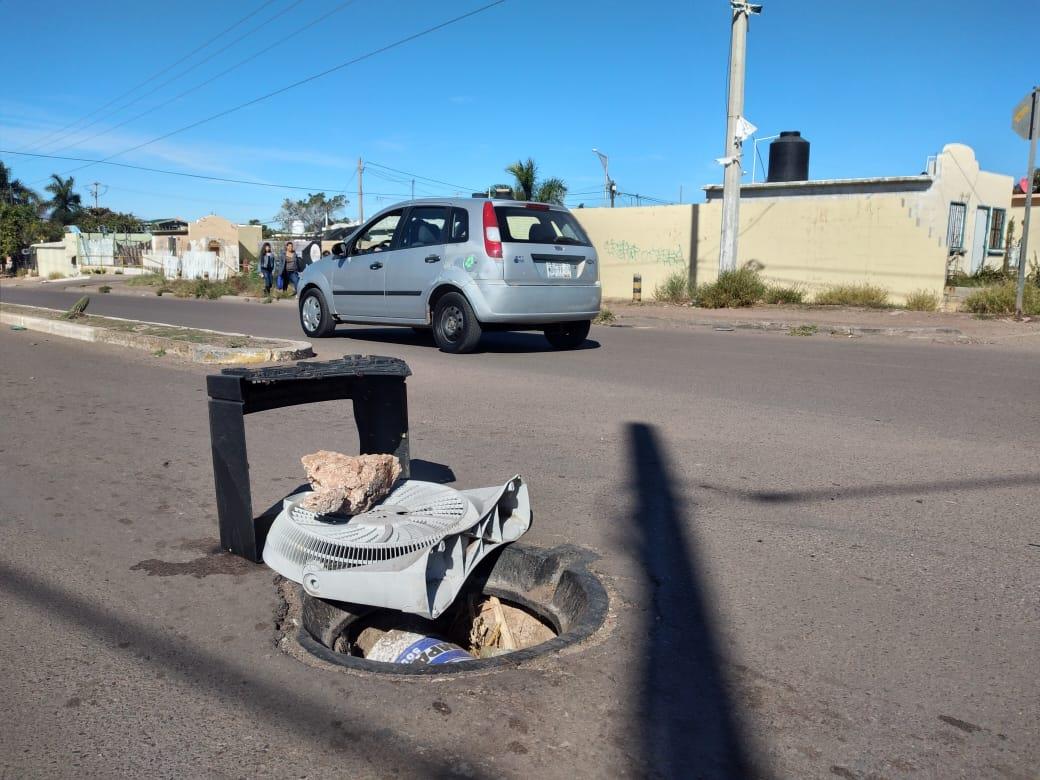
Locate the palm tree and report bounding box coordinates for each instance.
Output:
[506,158,538,201]
[45,174,82,225]
[505,158,568,204]
[535,177,568,206]
[0,162,40,208]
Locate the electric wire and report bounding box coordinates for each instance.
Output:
[18,0,281,154]
[0,149,349,192]
[52,1,507,179]
[42,0,317,157]
[365,160,477,192]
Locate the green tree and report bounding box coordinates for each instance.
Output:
[534,177,568,206]
[248,218,273,239]
[505,158,568,204]
[506,158,538,201]
[276,192,348,232]
[77,208,142,233]
[45,174,82,225]
[0,202,54,256]
[0,162,40,208]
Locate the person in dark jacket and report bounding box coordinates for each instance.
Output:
[258,242,275,294]
[273,244,287,290]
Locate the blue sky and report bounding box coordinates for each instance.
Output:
[1,0,1036,224]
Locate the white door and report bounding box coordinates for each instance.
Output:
[970,208,989,273]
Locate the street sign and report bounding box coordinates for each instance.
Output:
[1012,89,1038,140]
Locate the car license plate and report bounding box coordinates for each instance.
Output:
[546,262,572,279]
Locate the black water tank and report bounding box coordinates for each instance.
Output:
[767,131,810,183]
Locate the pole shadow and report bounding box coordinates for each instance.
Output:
[0,560,483,779]
[626,422,761,779]
[698,473,1040,505]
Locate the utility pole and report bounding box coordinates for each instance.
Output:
[90,181,103,212]
[718,1,762,273]
[1014,86,1038,318]
[411,179,415,200]
[357,158,364,223]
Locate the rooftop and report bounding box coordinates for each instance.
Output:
[703,175,933,200]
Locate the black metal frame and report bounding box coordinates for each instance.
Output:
[207,355,411,562]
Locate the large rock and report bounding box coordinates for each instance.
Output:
[299,451,402,516]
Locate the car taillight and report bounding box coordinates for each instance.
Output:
[483,201,503,259]
[524,203,550,211]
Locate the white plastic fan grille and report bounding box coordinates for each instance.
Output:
[265,481,474,571]
[263,475,531,618]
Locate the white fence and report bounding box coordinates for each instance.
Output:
[142,250,238,280]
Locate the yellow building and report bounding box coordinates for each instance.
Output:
[574,144,1013,305]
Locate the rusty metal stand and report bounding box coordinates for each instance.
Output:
[207,355,411,562]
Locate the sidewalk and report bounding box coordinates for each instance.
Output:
[604,301,1040,345]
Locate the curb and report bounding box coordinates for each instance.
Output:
[610,312,963,337]
[692,319,963,337]
[1,308,313,364]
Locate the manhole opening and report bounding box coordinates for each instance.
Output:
[293,542,609,674]
[333,591,558,660]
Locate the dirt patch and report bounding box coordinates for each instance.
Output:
[130,553,255,578]
[938,715,982,734]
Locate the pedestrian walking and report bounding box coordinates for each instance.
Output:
[258,242,276,295]
[282,241,300,294]
[273,244,286,291]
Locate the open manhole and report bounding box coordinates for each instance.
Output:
[287,543,609,674]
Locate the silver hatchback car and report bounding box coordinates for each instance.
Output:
[296,197,602,353]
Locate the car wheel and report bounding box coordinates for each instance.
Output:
[300,288,335,338]
[432,292,482,353]
[544,320,591,350]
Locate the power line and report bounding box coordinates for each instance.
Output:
[42,0,314,157]
[0,149,350,192]
[18,0,281,154]
[54,1,507,179]
[366,161,476,193]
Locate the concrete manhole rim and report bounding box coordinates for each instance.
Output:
[293,542,610,676]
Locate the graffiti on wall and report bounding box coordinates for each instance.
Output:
[602,239,687,267]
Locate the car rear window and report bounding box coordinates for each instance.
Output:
[493,206,591,246]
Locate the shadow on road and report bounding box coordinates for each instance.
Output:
[334,326,601,354]
[626,423,762,778]
[699,473,1040,505]
[0,560,483,779]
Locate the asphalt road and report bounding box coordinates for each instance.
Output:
[1,285,1038,778]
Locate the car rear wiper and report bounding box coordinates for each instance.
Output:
[550,236,584,245]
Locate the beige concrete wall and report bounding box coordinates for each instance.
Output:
[237,224,262,267]
[573,205,694,299]
[188,214,238,245]
[33,240,76,278]
[575,195,947,304]
[693,195,947,303]
[1009,195,1040,272]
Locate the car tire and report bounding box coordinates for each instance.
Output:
[544,320,591,350]
[299,288,335,338]
[432,292,482,353]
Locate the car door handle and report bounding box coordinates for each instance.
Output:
[424,254,440,263]
[369,261,383,270]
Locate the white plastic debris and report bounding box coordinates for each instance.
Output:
[262,476,530,619]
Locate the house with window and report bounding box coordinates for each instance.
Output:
[1008,188,1040,272]
[576,143,1012,304]
[926,144,1012,275]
